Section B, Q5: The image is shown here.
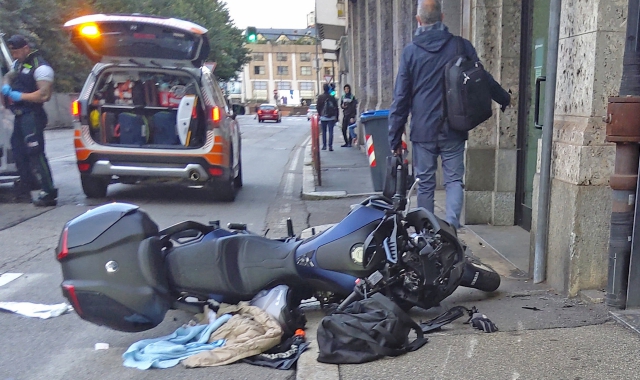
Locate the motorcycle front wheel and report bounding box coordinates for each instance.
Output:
[459,256,501,292]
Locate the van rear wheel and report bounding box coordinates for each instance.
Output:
[210,177,236,202]
[81,175,109,198]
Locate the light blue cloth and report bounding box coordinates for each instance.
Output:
[122,314,231,370]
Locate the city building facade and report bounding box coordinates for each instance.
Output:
[239,28,337,106]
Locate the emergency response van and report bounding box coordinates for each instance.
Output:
[64,14,242,201]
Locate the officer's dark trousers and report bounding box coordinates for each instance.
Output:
[10,109,55,194]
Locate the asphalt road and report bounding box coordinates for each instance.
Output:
[0,115,311,380]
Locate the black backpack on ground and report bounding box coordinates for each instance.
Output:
[316,293,428,364]
[443,36,493,132]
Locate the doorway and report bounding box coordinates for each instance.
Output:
[516,0,550,231]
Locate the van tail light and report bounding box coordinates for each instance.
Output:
[211,106,221,122]
[57,227,69,261]
[77,163,91,172]
[62,284,83,316]
[71,100,80,121]
[208,167,223,176]
[257,110,263,115]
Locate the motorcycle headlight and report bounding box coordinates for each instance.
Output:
[350,243,364,265]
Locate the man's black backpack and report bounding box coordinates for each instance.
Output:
[444,36,493,132]
[321,95,338,119]
[316,293,428,364]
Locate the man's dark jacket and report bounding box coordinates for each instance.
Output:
[388,24,511,150]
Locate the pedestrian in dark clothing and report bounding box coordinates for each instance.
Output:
[2,34,58,206]
[388,0,510,229]
[317,83,339,151]
[340,84,358,147]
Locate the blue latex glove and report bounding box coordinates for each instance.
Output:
[8,91,22,102]
[1,84,11,96]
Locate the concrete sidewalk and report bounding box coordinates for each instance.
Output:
[295,136,639,380]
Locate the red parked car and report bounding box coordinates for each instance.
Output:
[257,104,281,123]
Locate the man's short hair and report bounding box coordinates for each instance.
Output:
[417,0,443,25]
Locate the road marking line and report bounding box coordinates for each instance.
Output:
[466,336,478,358]
[279,204,291,213]
[283,173,295,199]
[290,137,310,172]
[0,273,23,287]
[438,346,452,380]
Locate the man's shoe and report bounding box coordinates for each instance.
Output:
[321,146,327,150]
[33,190,57,207]
[329,146,334,151]
[341,144,349,147]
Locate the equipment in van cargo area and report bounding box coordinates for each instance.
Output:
[177,95,197,146]
[101,112,119,143]
[151,111,180,145]
[118,113,149,145]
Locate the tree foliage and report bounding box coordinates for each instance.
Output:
[0,0,249,91]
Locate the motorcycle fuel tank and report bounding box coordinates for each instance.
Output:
[295,205,386,294]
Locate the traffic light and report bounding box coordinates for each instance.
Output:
[329,83,336,97]
[246,26,257,43]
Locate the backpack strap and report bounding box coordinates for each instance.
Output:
[455,36,465,57]
[369,293,429,352]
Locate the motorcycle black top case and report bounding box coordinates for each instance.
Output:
[57,203,171,332]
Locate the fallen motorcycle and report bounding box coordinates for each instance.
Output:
[56,162,500,332]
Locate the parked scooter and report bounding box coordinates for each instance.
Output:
[56,160,500,332]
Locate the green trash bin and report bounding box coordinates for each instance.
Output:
[360,110,390,192]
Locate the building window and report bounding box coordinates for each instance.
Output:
[254,66,265,75]
[253,53,264,61]
[337,0,346,18]
[300,66,312,76]
[324,67,332,76]
[253,81,267,90]
[277,81,291,90]
[300,82,314,91]
[300,52,311,62]
[276,52,288,62]
[277,66,289,75]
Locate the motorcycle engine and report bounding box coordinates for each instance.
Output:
[390,232,455,309]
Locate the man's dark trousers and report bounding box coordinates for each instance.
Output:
[11,109,55,194]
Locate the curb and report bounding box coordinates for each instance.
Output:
[301,142,380,200]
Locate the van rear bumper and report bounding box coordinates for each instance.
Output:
[91,160,210,181]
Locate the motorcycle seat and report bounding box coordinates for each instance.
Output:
[166,233,303,299]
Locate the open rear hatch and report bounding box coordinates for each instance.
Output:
[64,14,210,68]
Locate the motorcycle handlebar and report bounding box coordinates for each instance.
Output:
[336,290,362,312]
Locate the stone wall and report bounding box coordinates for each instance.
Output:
[531,0,625,295]
[464,0,521,226]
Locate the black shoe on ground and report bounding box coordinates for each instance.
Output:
[321,146,327,150]
[341,144,349,147]
[33,190,58,207]
[329,146,334,151]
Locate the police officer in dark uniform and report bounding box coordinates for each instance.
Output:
[2,34,57,206]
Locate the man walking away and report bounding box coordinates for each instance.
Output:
[340,84,358,147]
[2,34,58,206]
[388,0,510,229]
[317,83,339,151]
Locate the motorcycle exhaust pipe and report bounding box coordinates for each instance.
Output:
[188,170,201,181]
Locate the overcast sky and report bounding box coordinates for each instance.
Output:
[224,0,315,30]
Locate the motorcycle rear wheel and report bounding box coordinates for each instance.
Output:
[459,256,501,292]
